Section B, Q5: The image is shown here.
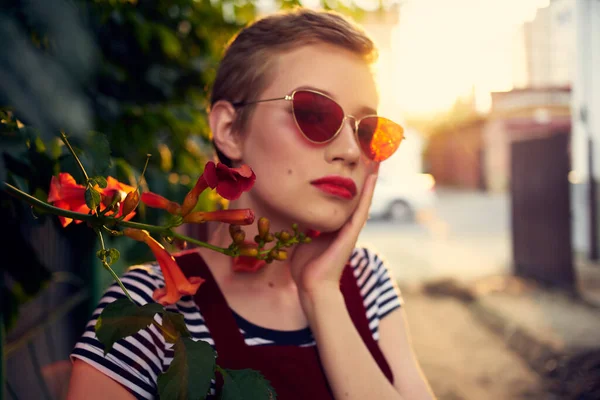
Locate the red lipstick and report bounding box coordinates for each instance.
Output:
[310,176,357,200]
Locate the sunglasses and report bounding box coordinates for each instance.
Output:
[232,89,405,162]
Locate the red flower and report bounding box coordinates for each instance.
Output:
[203,161,256,200]
[123,228,204,305]
[231,241,266,273]
[48,173,136,227]
[47,173,89,227]
[232,256,267,273]
[180,173,210,216]
[101,176,137,221]
[140,192,182,215]
[306,229,321,238]
[141,162,255,216]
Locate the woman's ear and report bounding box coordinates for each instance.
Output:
[209,100,243,162]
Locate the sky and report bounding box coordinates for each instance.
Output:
[376,0,551,116]
[255,0,553,116]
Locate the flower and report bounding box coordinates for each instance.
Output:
[47,173,136,227]
[140,192,182,215]
[123,228,204,305]
[231,241,267,273]
[232,241,266,273]
[306,229,321,238]
[182,209,255,225]
[232,256,267,273]
[120,190,140,217]
[203,161,256,201]
[47,173,89,227]
[180,172,210,217]
[103,176,135,202]
[141,162,255,216]
[101,176,137,221]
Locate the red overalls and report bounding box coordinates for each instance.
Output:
[176,251,394,399]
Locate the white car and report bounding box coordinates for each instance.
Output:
[369,173,436,222]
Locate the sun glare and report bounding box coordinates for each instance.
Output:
[372,0,550,116]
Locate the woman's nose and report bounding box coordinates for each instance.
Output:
[324,116,361,165]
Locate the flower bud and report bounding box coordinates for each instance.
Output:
[180,175,209,216]
[301,237,312,244]
[254,235,262,244]
[121,190,140,216]
[274,250,287,261]
[265,233,275,243]
[279,230,291,242]
[123,228,150,242]
[238,245,258,258]
[232,231,245,244]
[257,217,270,239]
[141,192,181,215]
[229,224,241,238]
[184,209,255,225]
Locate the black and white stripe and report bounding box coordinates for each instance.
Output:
[71,247,402,399]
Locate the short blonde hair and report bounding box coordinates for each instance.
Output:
[210,7,378,165]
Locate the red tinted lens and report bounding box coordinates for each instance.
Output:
[357,117,404,161]
[292,91,344,143]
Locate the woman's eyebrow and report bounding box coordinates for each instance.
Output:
[294,85,378,115]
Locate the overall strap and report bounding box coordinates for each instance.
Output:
[175,251,247,352]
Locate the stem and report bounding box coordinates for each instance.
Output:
[2,182,235,255]
[215,365,228,377]
[97,230,134,303]
[151,320,178,343]
[60,131,89,182]
[4,182,169,235]
[171,231,234,255]
[117,219,172,234]
[2,182,97,223]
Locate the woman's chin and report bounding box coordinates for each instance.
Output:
[302,213,351,233]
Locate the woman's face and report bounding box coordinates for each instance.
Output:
[238,43,379,232]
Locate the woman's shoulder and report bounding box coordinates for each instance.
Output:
[349,245,388,276]
[349,245,403,335]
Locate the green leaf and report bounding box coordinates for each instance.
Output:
[93,176,108,188]
[85,186,101,210]
[158,337,216,400]
[220,369,277,400]
[95,298,163,355]
[161,311,191,344]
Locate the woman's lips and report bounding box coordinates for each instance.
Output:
[310,176,357,200]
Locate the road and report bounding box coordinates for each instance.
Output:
[359,188,512,286]
[402,292,550,400]
[361,189,556,399]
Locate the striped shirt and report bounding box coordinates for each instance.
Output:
[70,247,403,400]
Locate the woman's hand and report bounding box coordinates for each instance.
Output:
[289,172,379,299]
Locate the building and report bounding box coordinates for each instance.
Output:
[483,87,572,193]
[511,0,600,260]
[425,117,486,190]
[514,0,576,89]
[571,0,600,260]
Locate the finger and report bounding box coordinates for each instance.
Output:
[333,173,377,245]
[352,173,378,226]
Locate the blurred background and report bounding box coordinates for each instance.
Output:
[1,0,600,399]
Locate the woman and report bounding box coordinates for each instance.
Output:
[67,7,435,400]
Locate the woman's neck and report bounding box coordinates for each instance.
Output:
[200,221,299,290]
